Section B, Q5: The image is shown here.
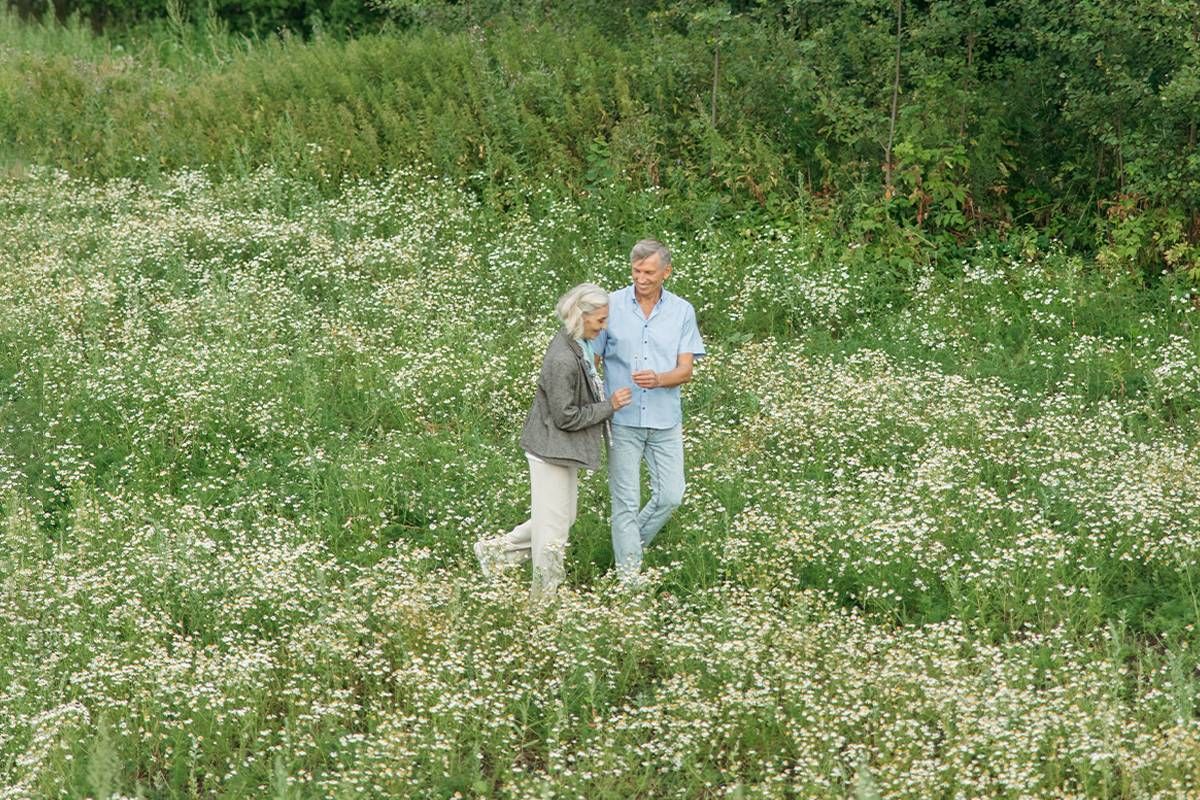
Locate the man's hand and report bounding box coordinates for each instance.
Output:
[631,370,660,389]
[632,354,694,390]
[610,387,633,410]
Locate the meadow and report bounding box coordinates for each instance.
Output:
[0,162,1198,798]
[3,5,1200,799]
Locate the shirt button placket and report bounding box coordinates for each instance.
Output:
[643,319,652,422]
[641,322,649,423]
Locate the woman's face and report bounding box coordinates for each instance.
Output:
[582,306,610,340]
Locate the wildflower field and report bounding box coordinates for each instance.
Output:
[0,161,1198,799]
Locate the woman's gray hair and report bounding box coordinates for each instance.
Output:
[556,283,609,339]
[630,238,671,268]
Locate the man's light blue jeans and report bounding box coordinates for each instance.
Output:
[609,423,685,578]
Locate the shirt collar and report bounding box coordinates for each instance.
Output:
[628,285,668,308]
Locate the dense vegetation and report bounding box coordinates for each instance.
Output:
[4,0,1200,283]
[1,3,1199,797]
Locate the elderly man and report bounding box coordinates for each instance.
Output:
[594,239,705,581]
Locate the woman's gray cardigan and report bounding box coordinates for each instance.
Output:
[519,329,614,471]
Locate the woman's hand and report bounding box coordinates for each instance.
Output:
[610,387,633,410]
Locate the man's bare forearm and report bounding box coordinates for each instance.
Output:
[652,364,693,388]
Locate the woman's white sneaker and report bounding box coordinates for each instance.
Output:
[473,539,504,578]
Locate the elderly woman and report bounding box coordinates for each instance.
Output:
[474,283,632,600]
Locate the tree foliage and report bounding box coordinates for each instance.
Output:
[7,0,382,34]
[362,0,1200,278]
[5,0,1200,279]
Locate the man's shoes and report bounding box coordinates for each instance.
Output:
[615,564,646,591]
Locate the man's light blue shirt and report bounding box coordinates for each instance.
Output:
[595,285,706,429]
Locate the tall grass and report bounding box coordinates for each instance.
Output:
[0,6,799,215]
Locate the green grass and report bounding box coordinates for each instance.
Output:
[0,164,1197,797]
[2,9,1200,798]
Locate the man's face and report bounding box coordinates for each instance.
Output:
[632,253,671,300]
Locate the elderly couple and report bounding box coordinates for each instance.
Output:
[473,239,705,599]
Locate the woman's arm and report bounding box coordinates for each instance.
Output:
[543,360,616,432]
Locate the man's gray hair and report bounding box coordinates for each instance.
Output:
[630,239,671,268]
[556,282,609,339]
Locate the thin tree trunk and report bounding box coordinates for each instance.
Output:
[960,30,974,140]
[1188,120,1196,243]
[711,47,720,128]
[884,0,903,199]
[1115,116,1125,193]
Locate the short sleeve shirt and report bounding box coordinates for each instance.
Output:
[595,285,706,429]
